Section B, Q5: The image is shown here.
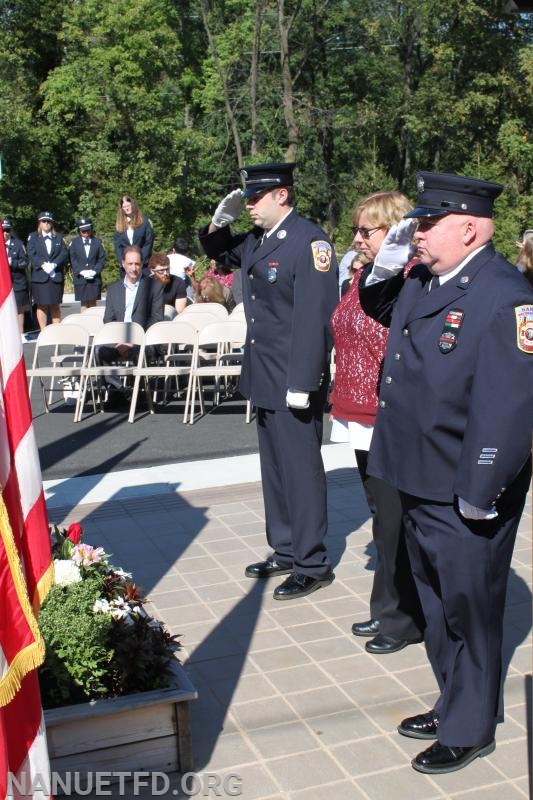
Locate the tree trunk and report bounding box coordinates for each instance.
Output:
[277,0,300,162]
[250,0,263,156]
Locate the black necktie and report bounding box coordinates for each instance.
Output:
[429,275,440,291]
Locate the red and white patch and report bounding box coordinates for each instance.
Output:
[515,304,533,353]
[311,240,332,272]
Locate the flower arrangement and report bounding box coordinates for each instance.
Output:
[38,523,180,710]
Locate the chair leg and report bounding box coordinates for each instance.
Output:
[128,375,141,423]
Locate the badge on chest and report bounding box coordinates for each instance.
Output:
[438,309,465,353]
[267,261,279,283]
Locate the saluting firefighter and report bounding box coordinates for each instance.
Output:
[69,217,105,311]
[199,163,339,600]
[359,172,533,775]
[2,216,29,335]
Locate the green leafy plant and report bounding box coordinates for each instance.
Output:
[38,524,180,709]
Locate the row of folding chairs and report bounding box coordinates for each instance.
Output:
[26,317,251,425]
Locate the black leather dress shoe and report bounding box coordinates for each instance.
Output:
[398,709,439,739]
[245,558,292,579]
[365,632,422,654]
[351,619,380,637]
[412,740,495,774]
[273,572,334,600]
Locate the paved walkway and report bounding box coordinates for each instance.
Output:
[45,445,532,800]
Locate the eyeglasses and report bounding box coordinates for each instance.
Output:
[152,268,170,274]
[351,226,384,238]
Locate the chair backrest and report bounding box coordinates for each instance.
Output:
[229,303,246,319]
[61,313,104,336]
[91,321,146,348]
[143,320,198,349]
[198,320,247,348]
[31,324,90,367]
[172,311,220,331]
[81,305,106,317]
[181,303,228,320]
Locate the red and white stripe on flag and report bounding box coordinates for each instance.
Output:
[0,234,53,798]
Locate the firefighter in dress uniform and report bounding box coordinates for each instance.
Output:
[199,163,339,600]
[358,172,533,774]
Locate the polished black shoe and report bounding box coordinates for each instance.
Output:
[412,740,495,774]
[398,709,439,739]
[245,558,292,579]
[273,572,334,600]
[351,619,380,637]
[365,632,422,654]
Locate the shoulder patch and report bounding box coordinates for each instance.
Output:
[515,304,533,353]
[311,240,332,272]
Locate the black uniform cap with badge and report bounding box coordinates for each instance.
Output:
[239,162,295,199]
[1,217,11,231]
[77,217,93,231]
[404,172,503,219]
[37,211,54,223]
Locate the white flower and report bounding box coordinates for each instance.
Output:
[53,559,82,587]
[93,598,111,614]
[112,568,133,581]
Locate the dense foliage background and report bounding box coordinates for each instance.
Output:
[1,0,532,284]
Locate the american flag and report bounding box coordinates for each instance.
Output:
[0,232,52,798]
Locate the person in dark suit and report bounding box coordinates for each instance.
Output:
[69,217,106,311]
[98,245,163,399]
[359,172,533,774]
[27,210,68,329]
[2,216,28,335]
[199,162,339,600]
[113,195,154,274]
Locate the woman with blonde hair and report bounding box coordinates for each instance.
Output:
[516,238,533,286]
[195,275,235,312]
[113,194,154,273]
[330,190,424,654]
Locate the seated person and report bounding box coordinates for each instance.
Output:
[195,275,235,312]
[149,252,188,314]
[97,245,164,401]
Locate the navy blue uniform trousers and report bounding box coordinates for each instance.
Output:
[256,404,331,578]
[400,460,530,747]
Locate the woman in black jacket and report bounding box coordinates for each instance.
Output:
[113,195,154,274]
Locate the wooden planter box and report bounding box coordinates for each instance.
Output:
[44,659,197,792]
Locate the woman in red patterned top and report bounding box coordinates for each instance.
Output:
[330,191,424,655]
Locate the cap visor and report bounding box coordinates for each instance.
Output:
[404,207,451,219]
[242,185,269,199]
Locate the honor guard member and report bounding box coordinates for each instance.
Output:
[69,218,106,311]
[27,210,68,329]
[2,216,29,335]
[199,162,339,600]
[359,172,533,774]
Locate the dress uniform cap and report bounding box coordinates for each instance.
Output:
[77,217,93,231]
[240,162,295,199]
[37,210,54,222]
[404,172,503,219]
[1,217,12,230]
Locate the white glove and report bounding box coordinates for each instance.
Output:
[458,497,498,520]
[286,390,310,409]
[211,189,244,229]
[83,269,96,279]
[366,219,418,286]
[42,261,56,276]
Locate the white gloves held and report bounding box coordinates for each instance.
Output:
[211,189,244,229]
[458,497,498,520]
[80,269,96,279]
[373,218,418,273]
[286,390,309,409]
[41,261,56,276]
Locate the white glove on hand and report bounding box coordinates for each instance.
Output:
[286,390,310,409]
[80,270,90,278]
[366,219,418,286]
[458,497,498,520]
[211,189,244,229]
[85,270,96,279]
[42,262,56,276]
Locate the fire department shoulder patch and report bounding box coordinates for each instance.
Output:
[311,240,332,272]
[515,304,533,353]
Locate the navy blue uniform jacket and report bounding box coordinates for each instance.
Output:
[103,276,164,330]
[359,243,533,509]
[199,210,339,410]
[69,235,106,286]
[27,232,68,284]
[5,235,28,292]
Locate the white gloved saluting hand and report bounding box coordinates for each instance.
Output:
[211,189,245,229]
[366,218,418,286]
